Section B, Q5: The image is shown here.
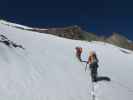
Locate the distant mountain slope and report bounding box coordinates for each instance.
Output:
[1,20,132,50]
[28,25,133,50]
[0,20,33,30]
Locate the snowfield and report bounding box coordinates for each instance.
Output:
[0,20,133,100]
[0,20,33,29]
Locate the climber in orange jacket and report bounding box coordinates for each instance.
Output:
[75,46,83,61]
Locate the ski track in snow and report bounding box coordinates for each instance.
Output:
[0,20,133,100]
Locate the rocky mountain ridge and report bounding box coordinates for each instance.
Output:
[28,25,133,50]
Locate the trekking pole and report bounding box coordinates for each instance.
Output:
[85,62,88,72]
[80,60,88,72]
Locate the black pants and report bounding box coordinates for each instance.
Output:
[89,62,98,82]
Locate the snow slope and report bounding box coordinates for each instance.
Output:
[0,20,133,100]
[0,20,33,29]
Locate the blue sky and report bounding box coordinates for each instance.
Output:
[1,0,133,40]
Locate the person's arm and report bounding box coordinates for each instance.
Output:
[95,56,99,63]
[87,56,91,64]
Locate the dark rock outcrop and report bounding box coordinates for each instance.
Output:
[29,25,83,40]
[106,32,133,50]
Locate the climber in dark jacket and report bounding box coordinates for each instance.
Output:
[87,51,99,82]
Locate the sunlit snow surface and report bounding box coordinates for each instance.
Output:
[0,20,133,100]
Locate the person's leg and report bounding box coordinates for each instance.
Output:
[93,73,97,82]
[90,68,95,82]
[90,64,95,82]
[92,70,96,82]
[91,68,98,82]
